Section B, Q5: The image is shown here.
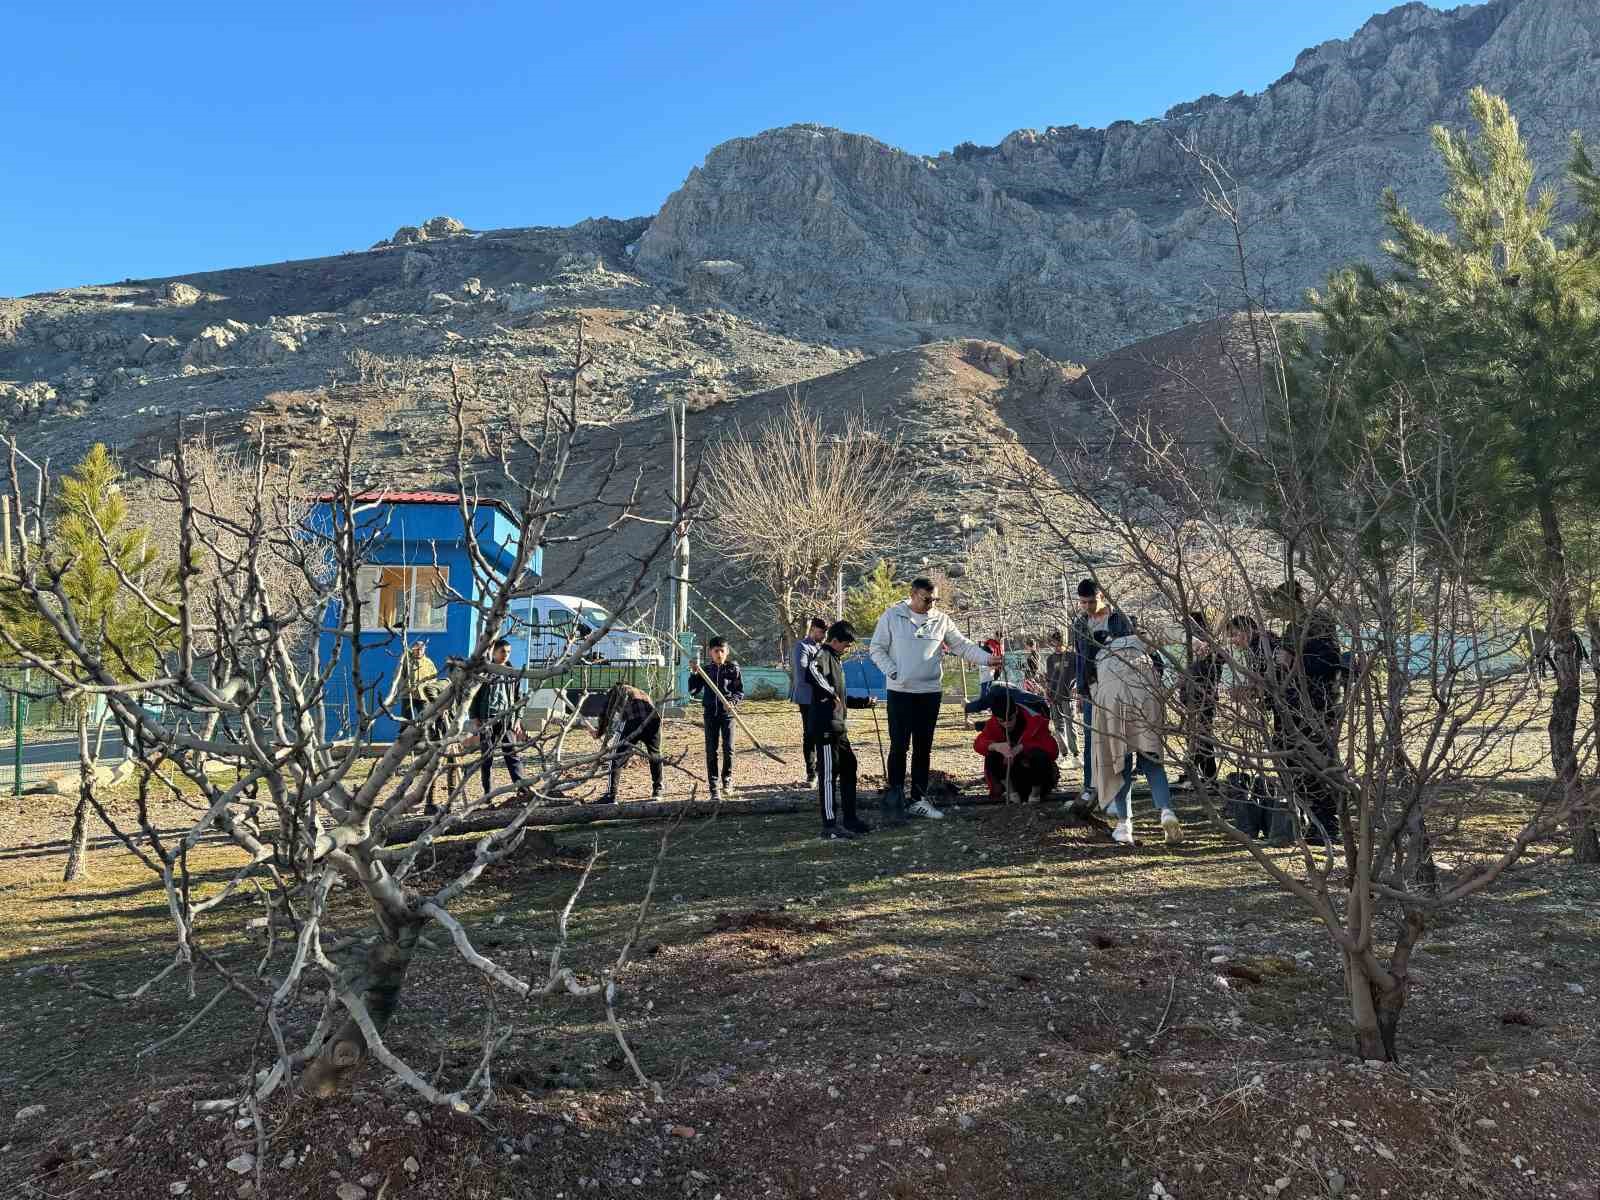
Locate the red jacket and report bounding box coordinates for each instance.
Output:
[974,710,1058,788]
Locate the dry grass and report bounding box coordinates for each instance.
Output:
[1,700,1596,1198]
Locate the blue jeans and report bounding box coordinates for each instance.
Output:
[1112,751,1172,819]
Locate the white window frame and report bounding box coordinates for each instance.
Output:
[349,564,450,632]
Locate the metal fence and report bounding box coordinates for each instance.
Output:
[1,667,83,796]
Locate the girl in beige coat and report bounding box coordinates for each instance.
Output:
[1091,630,1182,845]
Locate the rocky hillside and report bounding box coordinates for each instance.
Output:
[0,220,859,473]
[635,0,1600,358]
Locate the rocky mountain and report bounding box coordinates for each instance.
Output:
[635,0,1600,359]
[0,220,859,470]
[3,0,1597,644]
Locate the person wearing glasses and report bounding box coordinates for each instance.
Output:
[869,577,1003,821]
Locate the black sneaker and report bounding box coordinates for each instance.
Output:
[805,773,816,786]
[819,824,858,841]
[879,786,907,826]
[843,818,874,836]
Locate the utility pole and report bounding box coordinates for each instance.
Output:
[665,406,677,688]
[2,495,21,798]
[666,399,692,705]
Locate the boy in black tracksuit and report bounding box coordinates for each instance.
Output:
[807,620,874,839]
[688,636,745,800]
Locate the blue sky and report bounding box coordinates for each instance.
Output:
[1,1,1392,296]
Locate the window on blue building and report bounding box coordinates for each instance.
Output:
[352,566,449,632]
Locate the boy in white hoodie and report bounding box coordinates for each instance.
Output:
[869,577,1003,821]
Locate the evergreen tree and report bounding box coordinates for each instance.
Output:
[1277,89,1600,860]
[842,559,903,635]
[0,445,178,879]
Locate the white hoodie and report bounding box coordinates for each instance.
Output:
[869,600,992,694]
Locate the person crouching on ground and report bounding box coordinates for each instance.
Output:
[808,620,875,840]
[1092,623,1183,846]
[974,691,1060,804]
[689,635,745,801]
[594,681,664,803]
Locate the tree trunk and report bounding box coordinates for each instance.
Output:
[1404,808,1440,897]
[777,581,798,663]
[1583,612,1600,863]
[62,710,93,883]
[303,917,424,1097]
[1537,496,1597,862]
[1344,951,1405,1062]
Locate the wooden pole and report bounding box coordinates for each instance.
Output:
[689,658,787,764]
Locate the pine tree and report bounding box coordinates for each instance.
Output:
[1280,89,1600,860]
[1,445,178,879]
[843,559,903,636]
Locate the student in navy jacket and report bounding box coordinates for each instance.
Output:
[689,636,745,800]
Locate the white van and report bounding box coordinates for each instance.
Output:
[510,594,664,666]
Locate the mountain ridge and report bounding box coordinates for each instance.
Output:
[634,0,1600,358]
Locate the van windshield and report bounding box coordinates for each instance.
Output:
[578,606,610,627]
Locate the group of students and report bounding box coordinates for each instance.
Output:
[953,580,1183,846]
[388,572,1347,849]
[786,575,1347,847]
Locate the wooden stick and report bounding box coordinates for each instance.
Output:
[689,659,787,765]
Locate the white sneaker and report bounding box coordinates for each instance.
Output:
[1004,784,1023,805]
[1160,809,1183,845]
[907,798,945,820]
[1111,817,1135,845]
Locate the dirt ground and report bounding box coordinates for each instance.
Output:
[1,700,1597,1199]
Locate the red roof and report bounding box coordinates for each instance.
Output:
[314,490,517,516]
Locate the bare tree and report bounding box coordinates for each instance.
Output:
[702,391,912,648]
[959,527,1061,644]
[988,128,1596,1060]
[1015,374,1585,1059]
[0,335,691,1122]
[129,434,326,656]
[1009,144,1588,1053]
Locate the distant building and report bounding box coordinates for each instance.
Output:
[310,491,539,741]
